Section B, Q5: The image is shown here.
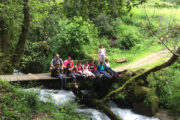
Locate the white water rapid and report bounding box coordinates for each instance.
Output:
[26,88,159,120]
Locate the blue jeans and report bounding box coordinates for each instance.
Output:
[92,70,101,78]
[57,76,66,89]
[106,68,119,77]
[99,71,112,79]
[70,73,76,83]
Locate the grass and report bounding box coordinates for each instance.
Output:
[0,80,88,120]
[108,44,164,69]
[97,6,180,69]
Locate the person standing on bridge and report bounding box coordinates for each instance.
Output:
[98,44,107,64]
[51,62,66,89]
[50,54,63,73]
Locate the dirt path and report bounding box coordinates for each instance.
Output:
[114,50,169,72]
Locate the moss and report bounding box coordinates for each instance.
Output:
[134,86,151,96]
[137,79,145,85]
[134,86,159,115]
[178,116,180,120]
[150,95,159,114]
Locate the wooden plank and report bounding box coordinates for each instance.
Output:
[28,73,39,80]
[11,75,17,81]
[0,73,73,82]
[3,75,8,81]
[21,75,30,81]
[6,75,13,81]
[5,76,10,81]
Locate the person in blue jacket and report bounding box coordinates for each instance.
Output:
[97,61,112,79]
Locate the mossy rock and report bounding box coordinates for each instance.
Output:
[136,79,145,85]
[148,95,159,114]
[178,116,180,120]
[134,85,151,101]
[133,86,159,116]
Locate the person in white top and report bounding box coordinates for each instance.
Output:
[104,59,120,77]
[83,61,95,77]
[98,44,107,64]
[104,59,110,67]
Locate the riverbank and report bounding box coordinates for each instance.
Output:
[1,78,179,120]
[0,80,88,120]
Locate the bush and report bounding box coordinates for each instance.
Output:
[154,0,175,8]
[115,23,141,50]
[20,41,50,73]
[50,17,98,59]
[93,13,114,37]
[147,63,180,113]
[0,80,88,120]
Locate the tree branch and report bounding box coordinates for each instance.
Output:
[102,47,180,102]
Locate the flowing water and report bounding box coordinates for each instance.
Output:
[26,88,159,120]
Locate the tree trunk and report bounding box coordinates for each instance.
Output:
[0,19,10,54]
[0,19,11,73]
[11,0,30,67]
[102,47,180,102]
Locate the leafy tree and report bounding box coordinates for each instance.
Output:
[63,0,147,19]
[50,17,98,59]
[0,0,29,73]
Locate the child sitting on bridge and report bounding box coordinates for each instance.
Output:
[83,61,95,78]
[75,61,86,78]
[65,63,78,88]
[104,59,120,77]
[97,61,112,79]
[63,56,74,72]
[51,62,66,89]
[89,60,102,78]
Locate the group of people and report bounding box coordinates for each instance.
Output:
[50,44,121,89]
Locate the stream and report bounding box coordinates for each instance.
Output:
[26,88,159,120]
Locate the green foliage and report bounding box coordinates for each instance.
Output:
[53,103,87,120]
[154,1,175,8]
[20,41,50,73]
[114,21,141,50]
[0,0,23,51]
[147,62,180,113]
[63,0,131,19]
[0,80,88,120]
[0,80,39,119]
[50,17,98,59]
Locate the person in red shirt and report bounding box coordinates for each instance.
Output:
[63,56,74,73]
[89,60,101,78]
[74,61,86,77]
[64,56,74,68]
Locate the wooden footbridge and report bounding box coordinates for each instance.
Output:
[0,71,122,82]
[0,73,71,82]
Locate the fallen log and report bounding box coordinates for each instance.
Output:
[115,58,128,63]
[102,47,180,103]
